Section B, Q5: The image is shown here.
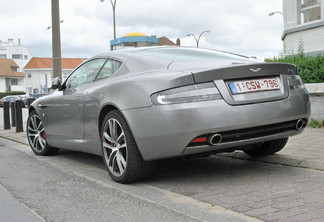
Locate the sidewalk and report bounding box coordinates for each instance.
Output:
[0,126,323,171]
[219,127,324,171]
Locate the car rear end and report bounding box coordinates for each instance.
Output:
[122,61,309,161]
[118,47,310,161]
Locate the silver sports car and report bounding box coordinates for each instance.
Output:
[27,47,310,183]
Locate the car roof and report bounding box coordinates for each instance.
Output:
[89,46,253,74]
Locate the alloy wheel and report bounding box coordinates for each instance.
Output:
[27,114,46,152]
[102,118,127,177]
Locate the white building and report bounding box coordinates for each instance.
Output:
[282,0,324,55]
[23,57,84,94]
[0,38,33,72]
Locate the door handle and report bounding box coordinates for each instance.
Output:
[38,104,48,109]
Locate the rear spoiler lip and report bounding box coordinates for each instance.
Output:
[192,63,298,83]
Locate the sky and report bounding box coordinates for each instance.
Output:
[0,0,284,60]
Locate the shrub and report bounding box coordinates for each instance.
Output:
[266,54,324,83]
[0,91,25,99]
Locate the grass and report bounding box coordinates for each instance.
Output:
[308,119,324,128]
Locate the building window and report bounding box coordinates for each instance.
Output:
[27,74,32,78]
[11,78,18,86]
[297,0,321,25]
[24,55,28,60]
[12,54,23,59]
[0,54,6,58]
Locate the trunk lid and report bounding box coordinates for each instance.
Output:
[173,62,298,105]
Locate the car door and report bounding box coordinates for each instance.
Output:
[41,59,107,141]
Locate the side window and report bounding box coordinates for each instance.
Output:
[96,59,122,80]
[66,59,106,88]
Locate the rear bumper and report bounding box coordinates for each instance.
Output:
[122,89,310,161]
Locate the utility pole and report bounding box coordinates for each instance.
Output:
[51,0,62,80]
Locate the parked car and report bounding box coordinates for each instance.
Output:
[0,95,20,107]
[22,94,45,108]
[26,46,310,183]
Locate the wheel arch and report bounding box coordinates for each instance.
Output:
[98,104,146,160]
[28,105,36,115]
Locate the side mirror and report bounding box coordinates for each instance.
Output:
[51,77,62,89]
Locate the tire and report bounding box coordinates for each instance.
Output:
[101,110,154,183]
[26,110,60,156]
[244,138,288,157]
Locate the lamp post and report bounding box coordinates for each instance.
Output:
[187,30,210,48]
[51,0,62,80]
[100,0,117,39]
[269,11,284,16]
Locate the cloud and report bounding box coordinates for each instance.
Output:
[0,0,284,59]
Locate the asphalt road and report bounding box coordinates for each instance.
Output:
[0,137,259,222]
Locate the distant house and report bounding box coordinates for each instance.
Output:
[282,0,324,55]
[23,57,85,94]
[0,59,25,92]
[158,36,181,46]
[0,38,32,72]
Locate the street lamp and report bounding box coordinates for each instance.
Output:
[100,0,117,39]
[187,30,210,48]
[269,11,284,16]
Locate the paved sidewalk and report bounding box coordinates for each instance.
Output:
[0,126,323,171]
[219,127,324,171]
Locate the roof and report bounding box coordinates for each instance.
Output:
[158,36,177,46]
[0,59,25,77]
[24,57,85,70]
[122,32,147,37]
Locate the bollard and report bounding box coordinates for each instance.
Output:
[11,102,16,127]
[3,101,10,130]
[15,100,24,132]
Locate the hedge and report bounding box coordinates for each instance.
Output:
[266,54,324,84]
[0,91,25,99]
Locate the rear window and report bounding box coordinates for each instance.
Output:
[135,47,250,62]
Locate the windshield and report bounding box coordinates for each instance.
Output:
[135,47,251,62]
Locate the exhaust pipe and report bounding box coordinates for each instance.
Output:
[208,134,222,145]
[296,119,303,131]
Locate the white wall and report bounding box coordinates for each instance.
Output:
[283,0,324,55]
[283,26,324,54]
[24,69,73,94]
[305,83,324,120]
[0,79,5,92]
[11,85,26,92]
[24,69,52,94]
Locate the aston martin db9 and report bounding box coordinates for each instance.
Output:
[27,47,310,183]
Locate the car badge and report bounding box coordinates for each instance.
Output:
[250,68,261,73]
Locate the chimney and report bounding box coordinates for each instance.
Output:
[8,38,13,45]
[18,38,21,45]
[176,38,181,46]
